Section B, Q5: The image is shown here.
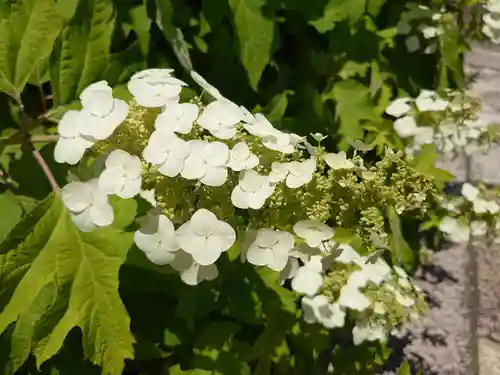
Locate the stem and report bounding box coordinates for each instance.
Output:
[17,99,60,193]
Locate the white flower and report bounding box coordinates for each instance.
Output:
[242,112,277,137]
[333,244,365,266]
[134,212,180,265]
[176,209,236,265]
[260,130,296,154]
[472,220,488,237]
[393,115,419,137]
[405,35,420,52]
[78,81,129,140]
[310,133,328,143]
[268,162,290,183]
[244,228,294,271]
[415,90,449,112]
[420,25,442,39]
[293,220,334,247]
[323,151,355,170]
[352,321,386,345]
[180,140,229,186]
[338,283,371,311]
[439,217,470,243]
[61,179,114,232]
[231,170,275,209]
[128,68,187,107]
[170,250,218,285]
[54,110,96,165]
[413,126,435,145]
[291,256,324,296]
[190,71,225,100]
[227,142,259,171]
[98,150,142,199]
[473,199,500,214]
[385,98,412,117]
[143,130,191,177]
[285,158,316,188]
[359,259,392,286]
[461,183,480,202]
[197,99,245,139]
[154,102,199,134]
[301,295,345,328]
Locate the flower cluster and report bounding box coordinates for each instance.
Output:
[438,182,500,243]
[386,90,497,158]
[396,3,445,54]
[483,0,500,44]
[55,68,434,343]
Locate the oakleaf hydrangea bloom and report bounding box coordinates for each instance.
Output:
[439,217,470,243]
[176,209,236,265]
[302,295,345,328]
[231,170,275,209]
[143,130,190,177]
[134,212,180,265]
[227,142,259,171]
[170,250,218,286]
[61,179,114,232]
[291,256,324,296]
[385,98,412,118]
[154,102,199,134]
[323,151,355,170]
[98,150,142,199]
[127,68,187,107]
[293,220,335,248]
[244,228,294,271]
[79,81,129,140]
[415,90,449,112]
[180,140,230,186]
[54,110,96,165]
[197,99,245,139]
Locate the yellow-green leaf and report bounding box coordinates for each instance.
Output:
[228,0,274,90]
[0,195,134,375]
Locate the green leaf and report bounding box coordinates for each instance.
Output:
[266,90,292,124]
[228,0,274,90]
[129,2,150,57]
[309,0,366,33]
[108,196,137,230]
[325,80,379,139]
[50,0,115,106]
[0,0,64,99]
[397,361,411,375]
[387,206,413,266]
[0,195,134,375]
[0,190,23,243]
[411,144,454,189]
[438,17,464,90]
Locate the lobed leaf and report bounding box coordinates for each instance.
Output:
[0,195,135,375]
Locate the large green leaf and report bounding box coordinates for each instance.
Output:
[0,0,64,99]
[0,190,23,243]
[324,79,379,140]
[309,0,366,33]
[228,0,274,90]
[0,195,135,375]
[50,0,115,106]
[387,206,413,266]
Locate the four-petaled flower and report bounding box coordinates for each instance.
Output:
[302,295,345,328]
[284,158,316,188]
[385,97,412,118]
[415,90,449,112]
[78,81,129,140]
[323,151,355,170]
[99,150,142,199]
[170,250,219,286]
[143,130,191,177]
[61,179,114,232]
[231,170,275,209]
[227,142,259,171]
[293,220,335,248]
[244,228,294,271]
[197,99,245,139]
[393,115,420,137]
[176,209,236,265]
[54,110,96,165]
[154,102,199,134]
[128,69,187,107]
[134,211,180,265]
[180,140,230,186]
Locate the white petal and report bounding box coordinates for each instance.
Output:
[230,186,249,209]
[105,149,132,169]
[385,98,412,117]
[80,81,114,116]
[142,131,171,165]
[155,102,199,134]
[393,115,419,137]
[118,177,142,199]
[58,110,84,137]
[61,181,94,212]
[54,136,93,165]
[204,142,230,167]
[180,154,206,180]
[200,166,227,186]
[88,201,114,227]
[71,209,97,232]
[98,168,127,195]
[158,157,185,177]
[211,125,237,140]
[246,245,273,267]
